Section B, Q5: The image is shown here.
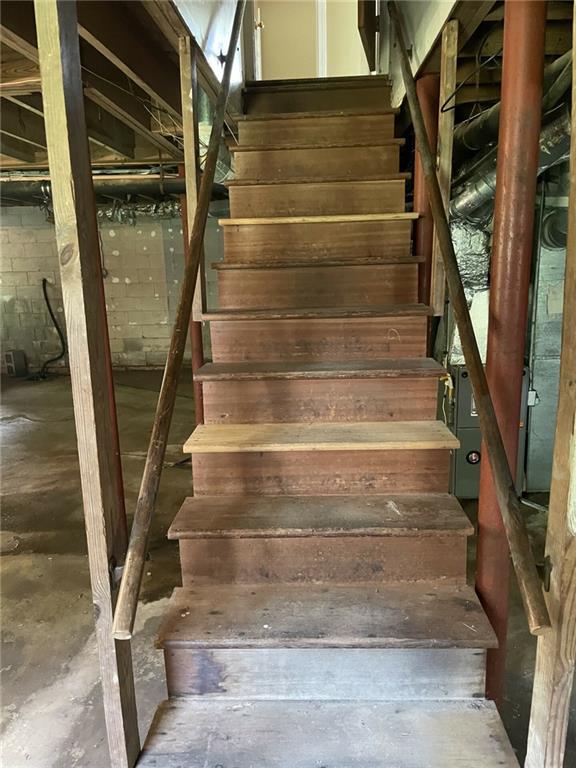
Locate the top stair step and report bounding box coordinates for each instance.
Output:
[245,75,391,91]
[238,107,397,120]
[244,75,392,114]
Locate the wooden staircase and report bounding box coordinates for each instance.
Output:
[139,76,520,767]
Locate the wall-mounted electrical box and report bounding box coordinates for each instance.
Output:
[443,365,529,499]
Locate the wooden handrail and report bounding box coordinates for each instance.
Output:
[113,0,246,641]
[388,1,550,636]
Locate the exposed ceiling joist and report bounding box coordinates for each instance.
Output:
[76,0,182,120]
[0,133,43,163]
[138,0,239,132]
[460,22,572,58]
[0,54,41,95]
[422,1,498,73]
[5,93,137,159]
[0,0,182,161]
[485,1,574,22]
[0,97,46,147]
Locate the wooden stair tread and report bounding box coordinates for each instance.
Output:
[219,212,418,226]
[238,107,399,120]
[213,256,423,269]
[202,304,431,321]
[169,493,473,539]
[183,421,459,453]
[225,172,410,187]
[156,583,496,649]
[139,699,519,767]
[231,139,404,152]
[195,359,444,381]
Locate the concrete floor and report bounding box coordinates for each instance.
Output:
[1,372,574,766]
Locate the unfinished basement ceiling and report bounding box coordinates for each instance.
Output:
[0,0,238,208]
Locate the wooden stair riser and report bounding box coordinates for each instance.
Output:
[244,83,392,114]
[217,264,418,309]
[178,533,468,586]
[228,179,406,218]
[191,449,451,495]
[164,647,486,700]
[222,219,413,263]
[233,145,400,182]
[210,317,428,362]
[237,113,396,147]
[202,379,439,423]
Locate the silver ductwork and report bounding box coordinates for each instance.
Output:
[452,49,572,166]
[450,104,572,224]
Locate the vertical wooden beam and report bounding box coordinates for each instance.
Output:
[413,74,440,306]
[179,36,205,424]
[525,24,576,767]
[33,2,139,766]
[430,20,458,316]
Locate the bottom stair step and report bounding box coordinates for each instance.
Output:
[138,699,520,767]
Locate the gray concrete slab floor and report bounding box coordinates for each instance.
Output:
[1,373,574,766]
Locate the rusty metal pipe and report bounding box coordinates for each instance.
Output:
[476,0,547,706]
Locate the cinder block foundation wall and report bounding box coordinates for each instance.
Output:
[0,206,202,371]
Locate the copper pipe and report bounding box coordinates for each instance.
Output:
[476,0,547,706]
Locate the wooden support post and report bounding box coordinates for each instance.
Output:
[430,20,458,317]
[179,35,205,423]
[33,1,139,766]
[525,28,576,767]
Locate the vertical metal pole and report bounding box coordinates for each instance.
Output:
[413,73,440,305]
[476,0,547,705]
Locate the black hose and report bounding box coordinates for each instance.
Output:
[39,277,67,379]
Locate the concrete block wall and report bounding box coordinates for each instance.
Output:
[0,206,195,371]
